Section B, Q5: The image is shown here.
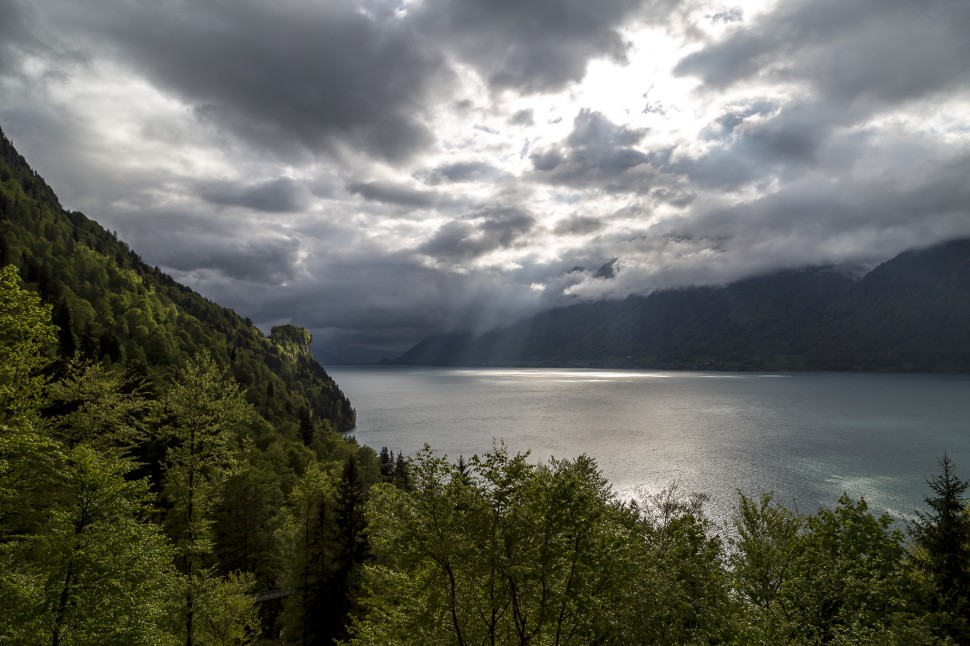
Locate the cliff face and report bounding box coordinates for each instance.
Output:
[271,324,314,358]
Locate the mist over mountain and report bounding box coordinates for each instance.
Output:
[389,240,970,371]
[2,0,969,363]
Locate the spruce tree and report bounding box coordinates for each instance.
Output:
[911,454,970,643]
[378,446,394,482]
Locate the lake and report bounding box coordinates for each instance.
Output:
[328,367,970,529]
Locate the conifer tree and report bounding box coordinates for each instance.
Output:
[378,446,394,482]
[299,407,314,447]
[911,455,970,643]
[327,454,369,640]
[278,462,335,645]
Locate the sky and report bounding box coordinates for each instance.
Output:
[1,0,969,362]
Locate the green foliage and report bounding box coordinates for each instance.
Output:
[730,492,803,638]
[0,263,56,425]
[0,446,180,645]
[0,264,60,535]
[0,128,355,431]
[179,570,260,646]
[161,352,251,563]
[353,446,715,646]
[622,486,738,644]
[213,451,286,590]
[276,461,337,643]
[730,492,933,644]
[47,359,155,453]
[910,455,970,643]
[159,352,253,645]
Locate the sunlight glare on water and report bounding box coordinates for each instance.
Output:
[329,367,970,528]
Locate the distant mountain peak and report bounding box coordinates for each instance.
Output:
[594,258,619,279]
[388,242,970,371]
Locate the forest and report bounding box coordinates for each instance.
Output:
[1,267,969,644]
[1,125,969,644]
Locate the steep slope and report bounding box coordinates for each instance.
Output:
[0,126,354,430]
[816,240,970,371]
[390,242,970,371]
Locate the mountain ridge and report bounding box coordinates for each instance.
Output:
[0,125,355,431]
[388,242,970,371]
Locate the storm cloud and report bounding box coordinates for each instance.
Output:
[676,0,970,113]
[419,208,537,263]
[415,0,663,93]
[529,110,665,192]
[40,0,454,162]
[199,177,313,213]
[0,0,968,361]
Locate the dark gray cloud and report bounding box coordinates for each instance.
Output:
[644,151,970,284]
[702,154,970,240]
[700,100,777,141]
[219,242,555,357]
[669,0,970,198]
[0,0,33,76]
[649,187,694,208]
[530,110,666,192]
[415,0,662,93]
[347,181,439,209]
[567,109,646,149]
[96,196,330,289]
[419,207,536,262]
[0,0,88,83]
[40,0,453,162]
[530,149,565,172]
[199,177,312,213]
[135,218,301,285]
[709,8,743,23]
[677,0,970,114]
[421,161,505,185]
[554,214,607,236]
[509,109,535,126]
[674,102,836,189]
[167,237,300,284]
[2,0,970,360]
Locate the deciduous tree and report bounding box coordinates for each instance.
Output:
[160,352,251,646]
[0,446,179,645]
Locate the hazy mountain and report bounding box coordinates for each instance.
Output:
[390,241,970,371]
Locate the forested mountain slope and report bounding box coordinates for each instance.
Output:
[0,124,382,643]
[0,126,354,431]
[390,241,970,371]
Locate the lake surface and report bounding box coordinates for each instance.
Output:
[328,367,970,529]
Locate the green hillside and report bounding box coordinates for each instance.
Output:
[0,127,354,432]
[0,124,382,643]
